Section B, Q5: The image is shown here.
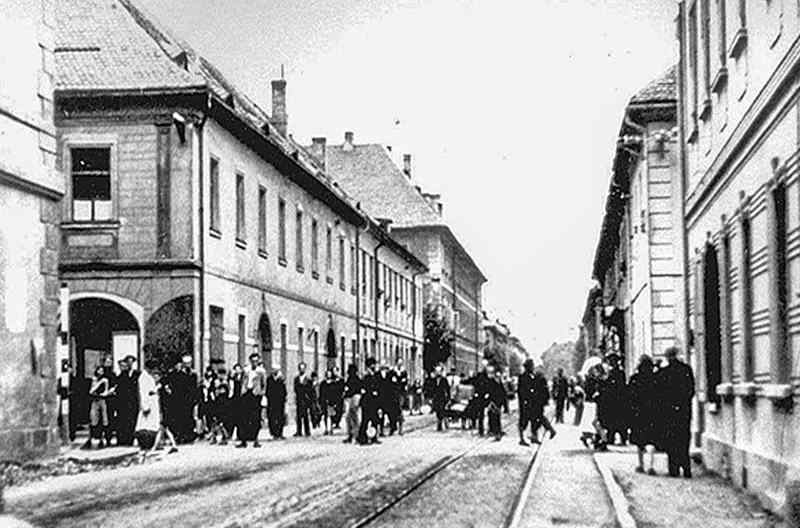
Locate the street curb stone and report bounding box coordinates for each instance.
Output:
[593,453,637,528]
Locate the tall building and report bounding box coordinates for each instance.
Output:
[0,0,62,460]
[324,136,487,375]
[54,0,423,432]
[591,67,681,373]
[678,0,800,513]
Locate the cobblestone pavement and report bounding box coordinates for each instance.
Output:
[3,411,491,528]
[518,425,616,528]
[598,446,772,528]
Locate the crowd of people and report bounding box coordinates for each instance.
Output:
[551,346,696,479]
[77,345,696,477]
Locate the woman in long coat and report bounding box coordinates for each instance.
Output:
[628,354,660,474]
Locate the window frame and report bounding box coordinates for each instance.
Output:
[209,156,221,235]
[278,197,287,265]
[295,207,304,272]
[258,185,267,256]
[66,142,117,224]
[235,172,246,246]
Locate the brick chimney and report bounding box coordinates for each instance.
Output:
[271,78,287,136]
[403,154,412,179]
[310,137,327,170]
[343,131,354,152]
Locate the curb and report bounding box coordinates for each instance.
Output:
[593,453,637,528]
[505,439,546,528]
[61,447,140,466]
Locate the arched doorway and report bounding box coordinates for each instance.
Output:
[258,314,273,370]
[703,244,722,404]
[326,328,337,370]
[69,297,140,429]
[144,295,194,374]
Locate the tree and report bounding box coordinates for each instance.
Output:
[423,304,454,372]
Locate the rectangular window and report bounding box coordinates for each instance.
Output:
[280,323,288,374]
[740,213,753,381]
[350,244,356,294]
[689,4,699,123]
[71,147,111,221]
[209,306,224,364]
[296,208,304,271]
[298,327,304,364]
[716,0,726,66]
[236,173,246,243]
[237,314,246,365]
[770,183,789,382]
[311,219,319,277]
[326,226,333,277]
[313,331,319,374]
[210,157,220,233]
[361,251,368,295]
[258,186,267,254]
[278,198,287,263]
[339,237,346,290]
[701,0,711,98]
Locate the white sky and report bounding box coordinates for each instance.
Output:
[139,0,678,355]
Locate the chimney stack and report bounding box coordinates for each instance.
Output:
[271,78,288,136]
[310,137,327,171]
[343,131,354,151]
[403,154,412,179]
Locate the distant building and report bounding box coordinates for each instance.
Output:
[590,67,681,374]
[53,0,423,433]
[0,0,61,460]
[324,137,487,375]
[677,0,800,512]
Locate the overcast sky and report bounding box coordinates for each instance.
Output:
[139,0,678,355]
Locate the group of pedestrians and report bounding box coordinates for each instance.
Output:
[565,346,695,479]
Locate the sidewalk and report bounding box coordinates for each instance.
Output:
[595,445,772,528]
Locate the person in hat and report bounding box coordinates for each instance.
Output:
[237,353,267,447]
[342,363,363,443]
[114,356,140,446]
[358,357,381,445]
[657,346,695,478]
[430,365,451,432]
[266,367,287,440]
[293,362,314,437]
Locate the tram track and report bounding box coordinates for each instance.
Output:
[346,410,551,528]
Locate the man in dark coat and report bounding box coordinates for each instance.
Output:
[532,368,556,441]
[472,363,491,436]
[486,366,507,441]
[551,368,569,424]
[517,359,537,446]
[169,354,199,444]
[330,366,345,429]
[358,358,381,445]
[391,360,409,434]
[604,355,628,445]
[658,346,695,478]
[430,365,451,432]
[266,368,287,439]
[293,362,314,437]
[376,363,394,436]
[114,356,140,445]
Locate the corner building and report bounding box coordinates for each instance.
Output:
[678,0,800,513]
[0,0,62,460]
[54,0,417,429]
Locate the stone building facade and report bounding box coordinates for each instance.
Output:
[324,136,487,375]
[591,68,682,374]
[54,0,424,430]
[678,0,800,513]
[0,0,62,461]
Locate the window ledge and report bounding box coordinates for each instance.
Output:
[708,401,721,414]
[296,264,305,274]
[687,126,699,144]
[699,99,712,122]
[351,287,357,296]
[235,238,247,250]
[733,382,758,397]
[339,283,346,292]
[728,27,748,60]
[258,249,268,259]
[711,67,728,95]
[278,256,288,268]
[62,220,120,230]
[715,382,734,397]
[326,276,333,285]
[312,270,319,280]
[759,383,792,401]
[209,228,222,240]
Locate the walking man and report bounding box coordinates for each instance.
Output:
[659,346,695,478]
[431,365,451,432]
[293,362,313,437]
[343,364,362,443]
[472,361,491,436]
[551,368,568,424]
[237,353,267,447]
[358,357,381,445]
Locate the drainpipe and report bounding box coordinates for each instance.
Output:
[411,269,424,381]
[373,239,386,355]
[355,218,368,369]
[196,102,209,371]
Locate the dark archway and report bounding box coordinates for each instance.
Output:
[144,295,194,374]
[69,297,140,427]
[258,314,273,370]
[703,244,722,404]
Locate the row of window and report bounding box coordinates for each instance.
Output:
[700,178,791,402]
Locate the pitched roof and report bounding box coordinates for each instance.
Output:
[325,144,444,228]
[629,65,677,105]
[56,0,204,92]
[323,143,487,282]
